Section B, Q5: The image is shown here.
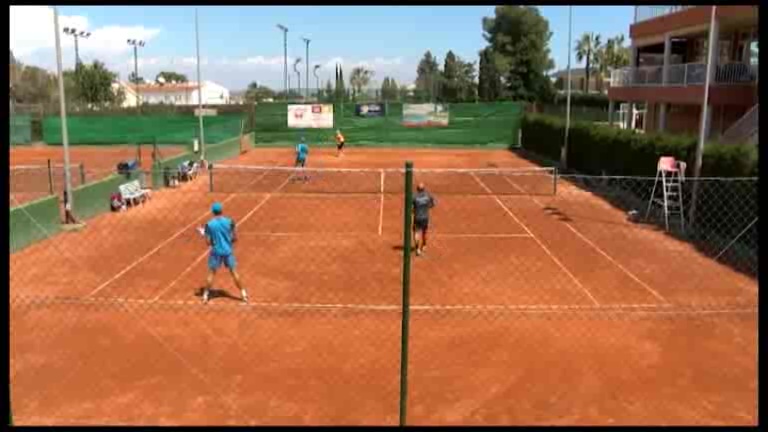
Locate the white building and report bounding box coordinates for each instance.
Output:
[116,80,231,106]
[111,81,139,108]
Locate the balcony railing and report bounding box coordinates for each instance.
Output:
[610,63,758,87]
[634,6,695,23]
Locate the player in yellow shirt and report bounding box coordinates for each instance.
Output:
[335,129,346,157]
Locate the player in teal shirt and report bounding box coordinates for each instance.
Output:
[294,137,310,182]
[201,202,248,304]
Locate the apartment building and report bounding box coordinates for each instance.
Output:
[608,6,758,144]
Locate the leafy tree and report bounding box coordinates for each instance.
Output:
[323,79,334,102]
[245,81,275,102]
[477,47,502,101]
[155,71,188,83]
[595,34,629,92]
[481,6,555,102]
[335,64,347,102]
[12,63,57,105]
[349,66,374,100]
[575,32,601,92]
[75,60,119,106]
[415,50,440,102]
[381,76,400,101]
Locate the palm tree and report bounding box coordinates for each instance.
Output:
[596,35,630,92]
[575,32,602,93]
[349,66,374,100]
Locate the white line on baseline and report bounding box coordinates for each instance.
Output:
[471,173,601,306]
[150,174,294,301]
[15,295,756,314]
[379,169,385,236]
[501,175,668,303]
[86,194,238,298]
[236,232,532,238]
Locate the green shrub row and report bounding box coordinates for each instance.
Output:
[552,92,610,109]
[521,113,757,177]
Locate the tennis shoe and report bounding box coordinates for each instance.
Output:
[202,290,210,304]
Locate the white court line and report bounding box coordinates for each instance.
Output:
[471,173,600,306]
[15,295,756,314]
[236,232,532,238]
[86,194,238,298]
[151,174,294,301]
[378,170,385,236]
[502,176,667,303]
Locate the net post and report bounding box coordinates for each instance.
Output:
[209,163,214,193]
[553,167,558,196]
[136,141,142,165]
[47,159,54,195]
[79,163,86,185]
[399,160,414,427]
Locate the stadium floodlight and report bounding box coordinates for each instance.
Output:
[277,24,288,100]
[127,39,146,111]
[313,64,321,98]
[302,37,311,99]
[62,26,91,68]
[293,57,302,99]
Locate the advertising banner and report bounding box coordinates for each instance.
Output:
[402,103,449,127]
[287,104,334,128]
[355,103,386,117]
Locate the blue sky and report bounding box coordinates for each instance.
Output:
[11,5,634,90]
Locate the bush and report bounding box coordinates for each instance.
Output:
[521,113,756,177]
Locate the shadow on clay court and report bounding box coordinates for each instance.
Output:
[193,287,243,302]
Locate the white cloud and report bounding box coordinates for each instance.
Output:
[10,6,160,64]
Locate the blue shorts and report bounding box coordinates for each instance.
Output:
[208,253,236,271]
[295,157,306,167]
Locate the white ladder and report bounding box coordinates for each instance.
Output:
[645,157,686,232]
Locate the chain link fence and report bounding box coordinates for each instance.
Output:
[9,163,758,425]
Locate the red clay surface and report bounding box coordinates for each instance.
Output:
[10,144,187,206]
[9,148,757,425]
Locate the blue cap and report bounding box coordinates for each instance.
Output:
[211,202,223,214]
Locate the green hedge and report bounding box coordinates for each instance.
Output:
[9,195,61,253]
[552,92,610,109]
[521,113,757,177]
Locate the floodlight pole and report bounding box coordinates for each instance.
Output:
[195,7,205,161]
[127,39,146,112]
[561,5,573,170]
[54,7,73,213]
[302,38,311,100]
[313,65,321,100]
[690,5,717,228]
[294,58,302,99]
[63,27,91,69]
[277,25,288,101]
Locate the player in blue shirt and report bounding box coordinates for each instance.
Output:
[294,137,310,182]
[200,202,248,304]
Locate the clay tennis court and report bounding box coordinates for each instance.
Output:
[10,144,188,206]
[9,148,757,425]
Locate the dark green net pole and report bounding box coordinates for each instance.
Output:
[399,161,414,426]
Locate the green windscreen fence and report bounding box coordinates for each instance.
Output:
[252,102,523,147]
[42,114,244,146]
[11,114,32,145]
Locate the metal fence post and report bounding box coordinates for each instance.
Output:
[79,163,86,185]
[209,163,214,193]
[399,161,414,427]
[47,158,54,196]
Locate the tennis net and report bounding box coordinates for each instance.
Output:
[208,165,557,196]
[10,163,86,194]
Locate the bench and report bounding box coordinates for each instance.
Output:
[119,180,151,206]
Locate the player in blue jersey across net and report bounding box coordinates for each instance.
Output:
[412,182,436,257]
[199,202,249,304]
[294,136,310,182]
